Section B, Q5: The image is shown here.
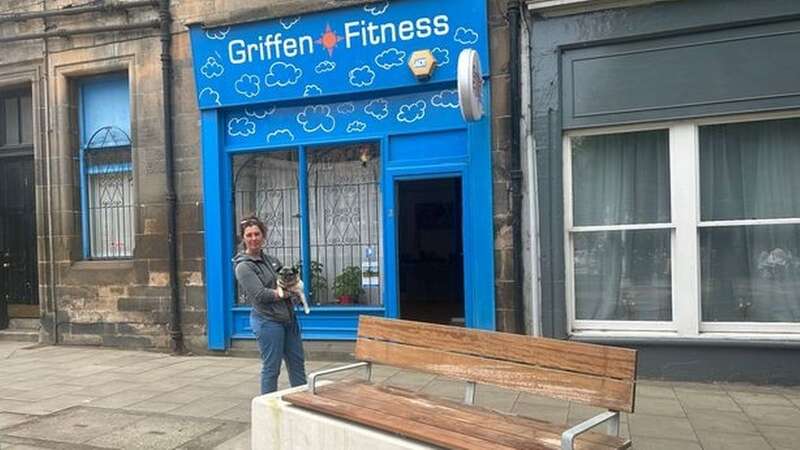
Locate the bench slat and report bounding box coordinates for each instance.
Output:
[365,382,628,449]
[285,387,520,450]
[355,338,635,412]
[284,380,629,450]
[358,316,636,381]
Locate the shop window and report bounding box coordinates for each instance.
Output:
[233,150,302,268]
[78,73,135,259]
[233,142,382,307]
[0,90,33,149]
[699,118,800,325]
[569,130,672,323]
[565,114,800,337]
[307,143,382,306]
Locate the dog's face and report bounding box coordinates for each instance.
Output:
[277,266,300,286]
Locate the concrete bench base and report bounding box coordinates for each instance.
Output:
[251,384,434,450]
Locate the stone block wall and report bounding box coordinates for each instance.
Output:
[487,0,517,332]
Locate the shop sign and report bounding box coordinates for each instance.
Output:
[189,0,489,110]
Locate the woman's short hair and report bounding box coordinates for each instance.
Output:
[239,215,266,238]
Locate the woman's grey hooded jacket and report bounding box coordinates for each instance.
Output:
[233,251,294,323]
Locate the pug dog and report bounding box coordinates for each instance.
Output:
[276,266,310,314]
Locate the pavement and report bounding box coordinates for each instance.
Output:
[1,341,800,450]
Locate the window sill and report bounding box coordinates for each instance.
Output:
[71,259,134,271]
[570,331,800,349]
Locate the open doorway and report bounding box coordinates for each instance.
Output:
[396,177,464,326]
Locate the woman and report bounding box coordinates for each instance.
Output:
[233,215,307,394]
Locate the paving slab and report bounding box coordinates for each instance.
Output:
[728,390,796,407]
[382,370,436,390]
[566,403,608,426]
[632,437,703,450]
[212,401,251,423]
[123,399,184,414]
[211,428,250,450]
[84,415,222,449]
[628,413,697,441]
[632,396,686,417]
[635,384,678,400]
[696,430,773,450]
[675,390,742,412]
[757,424,800,449]
[512,402,568,424]
[474,385,519,413]
[741,404,800,427]
[167,397,243,419]
[685,408,759,435]
[2,407,143,444]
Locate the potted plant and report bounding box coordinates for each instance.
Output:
[333,266,364,305]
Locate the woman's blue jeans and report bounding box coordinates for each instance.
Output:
[250,313,307,394]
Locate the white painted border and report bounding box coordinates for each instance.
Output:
[563,110,800,338]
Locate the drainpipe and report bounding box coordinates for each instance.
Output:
[159,0,184,354]
[520,11,542,336]
[41,0,59,344]
[507,0,526,334]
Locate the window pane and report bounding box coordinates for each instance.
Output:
[233,151,301,302]
[701,224,800,322]
[308,143,382,307]
[20,94,32,145]
[700,118,800,221]
[572,130,670,226]
[4,98,19,145]
[574,229,672,321]
[80,73,130,149]
[86,148,134,258]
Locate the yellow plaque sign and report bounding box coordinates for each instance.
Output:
[407,50,437,80]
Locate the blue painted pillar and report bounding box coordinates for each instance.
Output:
[201,110,227,350]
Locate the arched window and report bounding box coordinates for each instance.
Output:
[78,73,134,259]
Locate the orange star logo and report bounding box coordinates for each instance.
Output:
[315,24,344,57]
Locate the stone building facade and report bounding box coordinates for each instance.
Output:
[0,0,518,352]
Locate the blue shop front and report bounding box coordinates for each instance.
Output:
[189,0,494,349]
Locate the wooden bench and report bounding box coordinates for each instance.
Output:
[283,316,637,450]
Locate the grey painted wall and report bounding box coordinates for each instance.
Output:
[561,19,800,128]
[529,0,800,350]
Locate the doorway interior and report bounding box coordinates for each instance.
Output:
[396,177,464,326]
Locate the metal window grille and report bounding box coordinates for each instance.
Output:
[233,144,382,305]
[80,126,135,259]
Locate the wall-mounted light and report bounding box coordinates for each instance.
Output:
[359,146,371,167]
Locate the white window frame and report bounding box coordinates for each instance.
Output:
[564,110,800,339]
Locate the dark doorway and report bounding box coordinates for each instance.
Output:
[0,88,38,329]
[397,177,464,325]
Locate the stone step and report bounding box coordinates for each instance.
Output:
[8,318,40,330]
[0,329,39,342]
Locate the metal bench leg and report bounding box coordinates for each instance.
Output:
[606,411,620,436]
[464,381,476,405]
[561,410,620,450]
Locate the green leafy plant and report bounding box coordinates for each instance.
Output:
[292,260,328,303]
[333,266,364,303]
